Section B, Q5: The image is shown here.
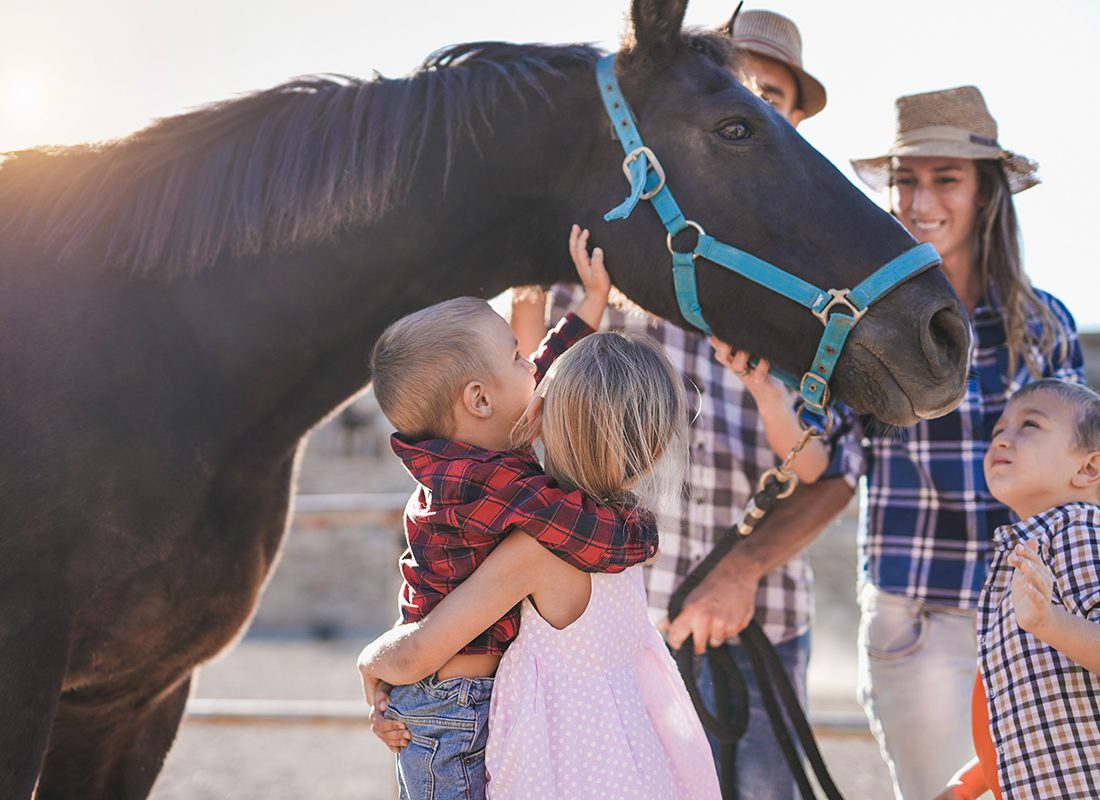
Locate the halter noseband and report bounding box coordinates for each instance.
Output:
[595,54,940,421]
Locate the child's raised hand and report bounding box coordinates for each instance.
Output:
[568,224,611,329]
[569,224,611,302]
[1010,538,1055,634]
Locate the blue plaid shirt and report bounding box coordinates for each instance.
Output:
[843,288,1084,607]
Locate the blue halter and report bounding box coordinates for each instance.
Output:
[595,55,940,420]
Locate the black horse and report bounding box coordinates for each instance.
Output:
[0,1,970,797]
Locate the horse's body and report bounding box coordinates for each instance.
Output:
[0,2,970,797]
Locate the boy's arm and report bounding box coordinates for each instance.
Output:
[531,225,610,382]
[1013,535,1100,674]
[357,530,556,686]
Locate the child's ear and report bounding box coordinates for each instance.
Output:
[1071,450,1100,490]
[460,380,493,420]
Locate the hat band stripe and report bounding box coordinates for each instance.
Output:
[894,125,1001,151]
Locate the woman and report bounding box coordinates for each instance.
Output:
[845,85,1085,800]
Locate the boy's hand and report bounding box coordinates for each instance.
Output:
[1010,538,1055,634]
[367,681,411,753]
[569,224,611,329]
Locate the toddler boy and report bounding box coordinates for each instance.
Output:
[938,379,1100,799]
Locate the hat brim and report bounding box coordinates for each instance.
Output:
[737,41,826,119]
[850,144,1040,195]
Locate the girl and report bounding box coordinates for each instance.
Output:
[844,85,1085,800]
[359,326,722,799]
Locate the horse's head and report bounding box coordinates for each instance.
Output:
[579,0,970,426]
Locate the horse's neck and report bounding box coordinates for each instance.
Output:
[174,75,605,458]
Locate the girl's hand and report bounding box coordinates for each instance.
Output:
[1010,538,1055,634]
[368,682,411,753]
[569,224,611,329]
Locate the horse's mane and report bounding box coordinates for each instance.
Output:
[0,42,602,276]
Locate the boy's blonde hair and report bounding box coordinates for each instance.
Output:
[1011,379,1100,452]
[515,332,688,513]
[371,297,500,440]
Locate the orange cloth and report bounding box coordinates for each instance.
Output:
[971,673,1003,800]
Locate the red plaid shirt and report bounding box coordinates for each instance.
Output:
[394,313,659,655]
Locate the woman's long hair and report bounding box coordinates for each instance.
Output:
[972,160,1068,377]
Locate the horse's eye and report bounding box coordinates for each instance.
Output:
[716,121,752,142]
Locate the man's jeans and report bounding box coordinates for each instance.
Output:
[695,630,810,800]
[385,674,494,800]
[857,583,978,800]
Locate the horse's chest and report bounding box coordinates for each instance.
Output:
[66,471,294,689]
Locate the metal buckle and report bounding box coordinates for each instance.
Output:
[622,146,666,200]
[666,220,706,257]
[799,372,830,410]
[812,288,867,327]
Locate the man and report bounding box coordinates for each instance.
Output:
[522,11,858,799]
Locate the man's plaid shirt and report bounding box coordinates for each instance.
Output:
[550,287,861,643]
[845,289,1083,607]
[394,312,658,656]
[978,503,1100,799]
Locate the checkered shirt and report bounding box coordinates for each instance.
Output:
[978,503,1100,799]
[549,287,863,643]
[847,289,1084,607]
[394,312,658,656]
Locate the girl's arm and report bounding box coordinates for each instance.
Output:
[709,339,828,483]
[357,530,569,687]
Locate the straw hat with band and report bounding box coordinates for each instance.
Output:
[728,9,826,119]
[851,85,1040,195]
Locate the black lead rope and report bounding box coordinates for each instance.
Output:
[667,428,845,800]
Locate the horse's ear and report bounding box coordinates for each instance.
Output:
[717,1,743,36]
[625,0,689,64]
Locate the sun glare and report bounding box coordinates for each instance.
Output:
[3,76,43,115]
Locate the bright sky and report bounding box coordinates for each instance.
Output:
[3,0,1097,328]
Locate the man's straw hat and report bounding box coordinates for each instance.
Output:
[851,85,1040,195]
[730,10,826,119]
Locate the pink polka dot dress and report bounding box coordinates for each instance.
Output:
[485,566,721,799]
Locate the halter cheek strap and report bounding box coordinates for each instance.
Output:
[595,54,940,419]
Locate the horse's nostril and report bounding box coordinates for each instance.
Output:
[924,305,969,378]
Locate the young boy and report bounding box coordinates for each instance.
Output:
[361,226,658,800]
[937,378,1100,800]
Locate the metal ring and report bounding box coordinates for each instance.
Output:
[757,467,799,500]
[666,220,706,256]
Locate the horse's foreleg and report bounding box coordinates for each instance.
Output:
[36,675,192,800]
[0,599,67,800]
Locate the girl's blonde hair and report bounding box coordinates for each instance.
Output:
[513,332,687,514]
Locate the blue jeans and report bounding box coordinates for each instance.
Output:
[695,630,810,800]
[384,674,494,800]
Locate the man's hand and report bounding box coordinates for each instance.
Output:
[1011,539,1054,634]
[659,552,761,654]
